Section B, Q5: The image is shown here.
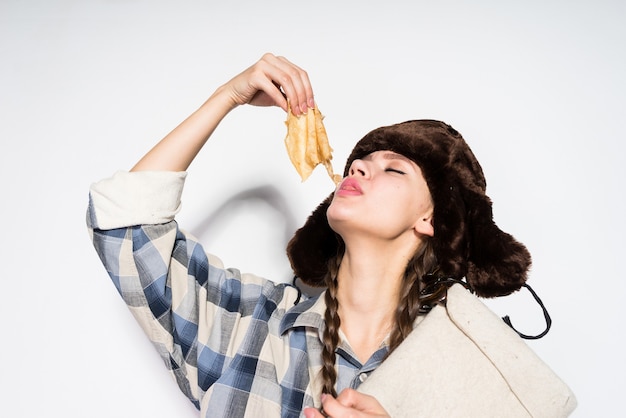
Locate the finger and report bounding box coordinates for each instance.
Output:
[320,394,358,417]
[276,55,315,113]
[225,59,286,109]
[261,53,314,115]
[249,74,290,110]
[336,388,367,409]
[272,81,287,99]
[302,407,326,418]
[335,389,389,415]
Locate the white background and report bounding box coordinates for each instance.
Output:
[1,0,624,416]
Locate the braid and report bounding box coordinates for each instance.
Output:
[388,241,437,354]
[388,270,420,352]
[318,239,436,392]
[320,256,341,397]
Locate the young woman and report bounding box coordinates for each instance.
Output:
[87,53,530,417]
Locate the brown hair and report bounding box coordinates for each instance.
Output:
[319,238,437,396]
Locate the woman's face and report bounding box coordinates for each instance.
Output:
[327,150,434,243]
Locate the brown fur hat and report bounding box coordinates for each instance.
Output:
[286,120,531,298]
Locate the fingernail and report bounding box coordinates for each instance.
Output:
[321,393,327,402]
[300,102,308,114]
[308,97,315,109]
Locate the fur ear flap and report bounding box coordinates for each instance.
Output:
[464,190,531,297]
[467,225,532,297]
[286,194,337,287]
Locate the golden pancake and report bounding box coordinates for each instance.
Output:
[284,105,341,184]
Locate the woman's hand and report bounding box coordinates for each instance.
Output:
[220,52,315,115]
[303,390,390,418]
[131,53,314,172]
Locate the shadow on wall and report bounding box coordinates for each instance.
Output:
[190,184,325,296]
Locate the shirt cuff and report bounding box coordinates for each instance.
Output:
[88,170,187,230]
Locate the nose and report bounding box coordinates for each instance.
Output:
[349,159,369,177]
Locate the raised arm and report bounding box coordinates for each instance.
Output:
[88,54,318,411]
[131,53,315,172]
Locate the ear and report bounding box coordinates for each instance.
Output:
[414,212,434,237]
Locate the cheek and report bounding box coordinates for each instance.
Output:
[397,191,432,222]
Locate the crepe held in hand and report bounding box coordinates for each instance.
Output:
[284,105,341,184]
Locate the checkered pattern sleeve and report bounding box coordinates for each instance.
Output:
[86,171,301,411]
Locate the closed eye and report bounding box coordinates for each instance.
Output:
[385,168,406,175]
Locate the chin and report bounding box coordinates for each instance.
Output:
[326,213,349,237]
[326,204,349,229]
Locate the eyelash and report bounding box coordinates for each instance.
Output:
[385,168,406,175]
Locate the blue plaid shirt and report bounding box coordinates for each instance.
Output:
[87,171,389,418]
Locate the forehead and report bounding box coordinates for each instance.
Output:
[364,150,415,164]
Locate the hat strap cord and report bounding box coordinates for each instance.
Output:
[502,283,552,340]
[419,276,552,340]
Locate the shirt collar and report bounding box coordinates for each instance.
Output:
[279,291,327,335]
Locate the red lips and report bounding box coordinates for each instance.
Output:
[337,178,363,196]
